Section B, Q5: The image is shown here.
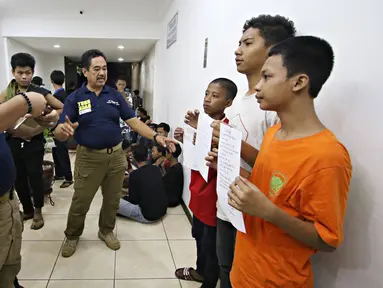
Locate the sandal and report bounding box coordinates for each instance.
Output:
[60,180,74,188]
[31,213,44,230]
[23,212,34,221]
[175,267,204,283]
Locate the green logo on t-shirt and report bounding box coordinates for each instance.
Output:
[269,172,286,198]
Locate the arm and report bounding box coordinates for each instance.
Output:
[229,166,351,252]
[45,93,63,114]
[266,207,335,251]
[125,117,156,140]
[0,95,30,131]
[240,141,259,167]
[53,95,78,141]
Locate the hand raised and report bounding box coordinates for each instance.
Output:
[184,109,199,129]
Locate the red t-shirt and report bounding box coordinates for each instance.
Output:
[189,168,218,227]
[188,118,229,227]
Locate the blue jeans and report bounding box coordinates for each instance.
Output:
[118,199,153,224]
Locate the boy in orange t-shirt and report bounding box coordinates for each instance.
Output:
[227,36,352,287]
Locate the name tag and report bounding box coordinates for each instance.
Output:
[78,100,92,115]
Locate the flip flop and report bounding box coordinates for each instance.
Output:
[60,180,74,188]
[175,267,204,283]
[31,214,44,230]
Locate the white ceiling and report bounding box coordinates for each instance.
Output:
[0,0,173,21]
[9,37,158,62]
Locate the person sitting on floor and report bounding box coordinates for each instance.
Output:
[118,145,167,223]
[163,143,184,207]
[152,143,168,176]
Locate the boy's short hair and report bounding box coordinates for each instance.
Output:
[140,115,150,123]
[133,89,140,95]
[154,144,167,156]
[50,70,65,85]
[243,15,296,47]
[11,53,36,71]
[210,78,238,100]
[116,76,127,83]
[133,145,148,162]
[31,76,44,86]
[168,143,182,158]
[149,123,158,130]
[157,122,170,133]
[269,36,334,98]
[138,107,147,115]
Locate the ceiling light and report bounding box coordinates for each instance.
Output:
[118,58,124,62]
[118,45,124,50]
[53,44,60,48]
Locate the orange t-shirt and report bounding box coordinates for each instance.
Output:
[231,123,352,288]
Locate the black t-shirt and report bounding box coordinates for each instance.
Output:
[53,88,68,104]
[26,84,51,142]
[163,163,184,207]
[124,165,167,221]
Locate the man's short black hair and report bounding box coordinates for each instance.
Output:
[269,36,334,98]
[149,123,158,130]
[157,122,170,133]
[133,89,139,95]
[11,53,36,71]
[138,107,148,116]
[210,78,238,100]
[140,115,150,123]
[243,15,296,47]
[50,70,65,85]
[81,49,107,70]
[133,145,148,162]
[168,143,182,158]
[154,143,167,156]
[116,76,127,83]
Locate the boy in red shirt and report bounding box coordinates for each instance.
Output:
[225,36,352,287]
[174,78,238,288]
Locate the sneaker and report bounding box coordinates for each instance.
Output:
[62,238,79,257]
[98,231,120,250]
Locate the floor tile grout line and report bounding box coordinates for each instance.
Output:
[113,220,118,288]
[161,220,183,288]
[22,238,194,242]
[45,238,65,288]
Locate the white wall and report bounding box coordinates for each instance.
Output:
[1,17,160,40]
[0,19,7,89]
[155,0,383,287]
[5,38,64,93]
[140,44,156,119]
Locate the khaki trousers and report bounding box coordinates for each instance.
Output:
[65,144,127,239]
[0,192,22,288]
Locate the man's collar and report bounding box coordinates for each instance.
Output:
[82,82,110,94]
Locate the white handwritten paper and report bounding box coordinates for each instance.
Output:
[182,125,198,171]
[217,123,246,233]
[195,113,213,182]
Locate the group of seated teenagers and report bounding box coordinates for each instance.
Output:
[118,118,184,223]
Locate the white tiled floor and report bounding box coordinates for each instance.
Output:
[18,152,200,288]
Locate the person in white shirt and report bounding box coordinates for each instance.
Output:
[214,15,296,288]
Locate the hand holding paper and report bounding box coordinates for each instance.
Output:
[229,177,275,221]
[216,123,246,233]
[195,113,213,182]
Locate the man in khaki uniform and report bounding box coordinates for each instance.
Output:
[0,91,48,288]
[54,49,173,258]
